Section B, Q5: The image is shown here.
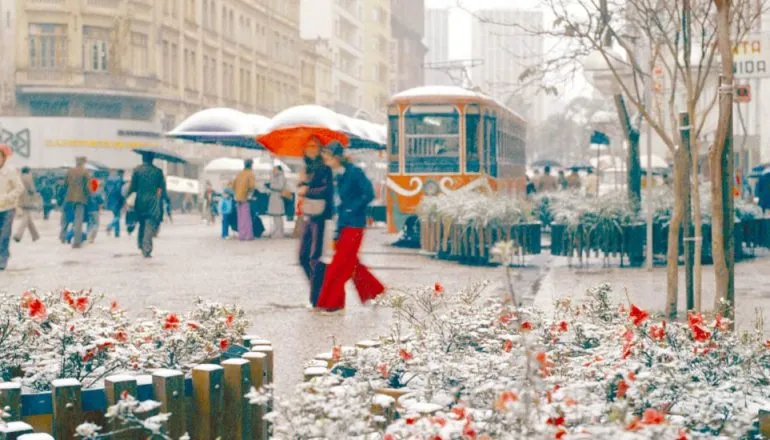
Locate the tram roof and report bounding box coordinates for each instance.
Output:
[390,85,527,124]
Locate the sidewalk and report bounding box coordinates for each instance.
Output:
[534,255,770,334]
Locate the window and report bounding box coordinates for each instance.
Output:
[465,104,480,173]
[485,114,498,177]
[131,33,149,76]
[404,105,460,174]
[162,41,169,84]
[131,103,154,120]
[83,26,109,72]
[171,43,178,86]
[30,99,69,116]
[28,24,67,70]
[84,100,122,119]
[203,55,209,93]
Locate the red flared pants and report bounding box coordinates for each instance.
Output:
[316,227,385,310]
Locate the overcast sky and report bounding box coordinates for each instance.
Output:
[426,0,593,113]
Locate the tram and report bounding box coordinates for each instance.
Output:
[385,85,528,236]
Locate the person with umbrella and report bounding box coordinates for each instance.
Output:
[127,152,167,258]
[0,144,23,271]
[314,142,385,314]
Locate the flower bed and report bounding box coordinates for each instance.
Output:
[0,290,249,392]
[265,284,770,439]
[417,193,542,265]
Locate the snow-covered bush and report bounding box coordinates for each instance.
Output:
[75,393,189,440]
[417,193,534,227]
[268,283,770,439]
[0,290,249,391]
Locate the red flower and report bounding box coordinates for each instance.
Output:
[97,341,114,351]
[499,312,514,325]
[494,390,519,411]
[463,422,477,439]
[28,298,47,320]
[398,349,413,361]
[557,321,568,333]
[503,340,513,352]
[163,314,181,331]
[555,427,568,439]
[520,321,533,331]
[74,296,89,313]
[691,324,711,342]
[627,371,637,381]
[405,417,417,425]
[622,342,634,360]
[434,283,445,294]
[677,430,689,440]
[431,416,447,427]
[764,340,770,349]
[687,311,704,328]
[618,304,626,314]
[62,290,75,307]
[331,345,342,362]
[546,415,565,426]
[82,349,95,362]
[622,328,634,342]
[384,435,395,440]
[626,417,642,431]
[714,314,729,331]
[377,363,389,379]
[616,379,629,399]
[451,406,467,420]
[219,338,230,351]
[114,329,128,343]
[649,324,666,342]
[642,408,665,425]
[110,301,120,312]
[186,322,201,330]
[629,304,649,326]
[225,314,235,327]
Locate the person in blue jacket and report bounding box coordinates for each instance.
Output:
[219,189,234,239]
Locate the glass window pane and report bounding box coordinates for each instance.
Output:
[466,111,480,173]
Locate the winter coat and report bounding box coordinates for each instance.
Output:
[219,196,234,216]
[335,162,374,232]
[19,173,39,210]
[0,164,23,213]
[105,176,126,212]
[537,174,559,193]
[128,163,166,220]
[64,166,90,204]
[301,159,334,220]
[233,169,256,203]
[266,173,286,216]
[758,174,770,211]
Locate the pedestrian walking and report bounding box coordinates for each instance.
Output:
[558,169,568,190]
[105,170,126,237]
[86,178,104,244]
[202,182,215,225]
[127,153,167,258]
[566,168,582,190]
[525,175,536,196]
[315,142,385,314]
[584,168,599,197]
[537,166,559,193]
[60,157,91,249]
[0,144,23,271]
[233,159,256,241]
[40,176,55,220]
[266,165,287,239]
[297,137,335,307]
[219,188,234,239]
[13,167,40,243]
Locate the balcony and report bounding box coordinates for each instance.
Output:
[16,69,73,86]
[82,72,161,94]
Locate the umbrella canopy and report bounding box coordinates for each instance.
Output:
[531,159,562,168]
[257,105,349,158]
[133,147,187,164]
[166,108,266,149]
[748,163,770,178]
[567,161,593,171]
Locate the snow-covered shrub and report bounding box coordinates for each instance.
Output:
[417,193,534,227]
[269,283,770,439]
[75,393,189,440]
[0,289,249,391]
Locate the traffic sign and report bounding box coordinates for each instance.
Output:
[735,84,751,103]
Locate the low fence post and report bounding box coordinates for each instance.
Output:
[0,421,34,440]
[0,382,22,422]
[51,379,82,440]
[104,375,138,439]
[192,365,225,440]
[222,359,251,440]
[242,352,268,440]
[152,369,187,439]
[250,345,274,385]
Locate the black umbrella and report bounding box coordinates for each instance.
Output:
[531,159,563,168]
[133,147,187,164]
[567,161,593,171]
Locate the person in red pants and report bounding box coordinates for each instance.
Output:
[315,142,385,314]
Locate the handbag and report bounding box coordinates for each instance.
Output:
[302,198,326,216]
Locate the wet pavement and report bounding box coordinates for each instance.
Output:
[0,213,547,395]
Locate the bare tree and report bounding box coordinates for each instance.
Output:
[458,0,764,319]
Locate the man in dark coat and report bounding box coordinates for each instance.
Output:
[60,157,91,248]
[127,153,167,258]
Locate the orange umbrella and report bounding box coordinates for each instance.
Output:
[257,105,349,158]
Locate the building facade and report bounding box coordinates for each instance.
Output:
[390,0,426,94]
[300,0,365,118]
[361,0,391,122]
[3,0,304,170]
[424,8,451,86]
[471,8,545,124]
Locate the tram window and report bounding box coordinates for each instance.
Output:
[466,112,480,173]
[485,115,497,177]
[388,115,399,173]
[404,105,460,174]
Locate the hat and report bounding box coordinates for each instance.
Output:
[325,141,345,158]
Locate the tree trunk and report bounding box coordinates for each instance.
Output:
[666,147,687,320]
[680,112,694,312]
[692,141,704,312]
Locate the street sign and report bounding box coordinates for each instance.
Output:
[590,131,610,145]
[732,34,770,78]
[735,84,751,103]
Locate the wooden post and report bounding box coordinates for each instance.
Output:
[104,375,139,440]
[192,365,225,440]
[51,378,82,440]
[152,369,186,439]
[250,345,273,385]
[0,383,22,421]
[0,422,34,440]
[243,336,271,349]
[222,359,251,440]
[241,353,268,440]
